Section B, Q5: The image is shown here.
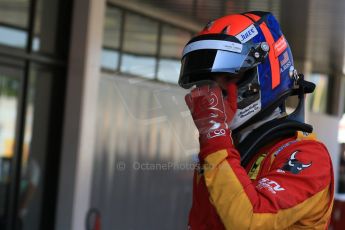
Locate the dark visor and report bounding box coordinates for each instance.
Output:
[178,36,268,89]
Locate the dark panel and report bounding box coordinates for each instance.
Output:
[33,0,73,58]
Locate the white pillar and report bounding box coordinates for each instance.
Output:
[55,0,105,229]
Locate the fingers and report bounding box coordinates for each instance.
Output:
[185,85,224,115]
[185,85,211,109]
[191,85,210,98]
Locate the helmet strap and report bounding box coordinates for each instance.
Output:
[287,73,316,123]
[238,117,313,167]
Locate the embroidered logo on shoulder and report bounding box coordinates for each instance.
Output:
[235,24,258,43]
[256,178,285,194]
[281,151,312,174]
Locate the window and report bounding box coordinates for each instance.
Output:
[306,74,329,114]
[158,26,190,84]
[0,0,29,28]
[31,0,57,53]
[121,13,159,79]
[0,0,72,228]
[32,0,72,56]
[0,65,22,228]
[0,0,29,48]
[101,5,194,84]
[101,7,122,70]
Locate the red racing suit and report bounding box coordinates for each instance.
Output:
[188,132,334,230]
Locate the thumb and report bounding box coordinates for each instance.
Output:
[185,93,194,111]
[185,86,210,111]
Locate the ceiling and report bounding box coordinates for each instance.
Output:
[124,0,345,76]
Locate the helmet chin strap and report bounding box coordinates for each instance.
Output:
[287,73,316,122]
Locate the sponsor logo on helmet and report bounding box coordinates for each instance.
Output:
[238,101,260,118]
[235,24,258,43]
[279,51,292,73]
[274,35,288,57]
[256,178,285,194]
[182,40,243,57]
[281,151,312,174]
[230,100,261,129]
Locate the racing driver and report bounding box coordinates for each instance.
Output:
[179,11,334,229]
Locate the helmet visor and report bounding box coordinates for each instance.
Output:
[179,39,265,89]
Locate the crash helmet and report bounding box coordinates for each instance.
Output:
[179,11,296,132]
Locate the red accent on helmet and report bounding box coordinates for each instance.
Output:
[199,15,253,37]
[260,23,281,89]
[244,13,261,21]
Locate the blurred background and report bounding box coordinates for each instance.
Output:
[0,0,345,229]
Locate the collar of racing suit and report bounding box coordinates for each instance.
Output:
[235,115,313,167]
